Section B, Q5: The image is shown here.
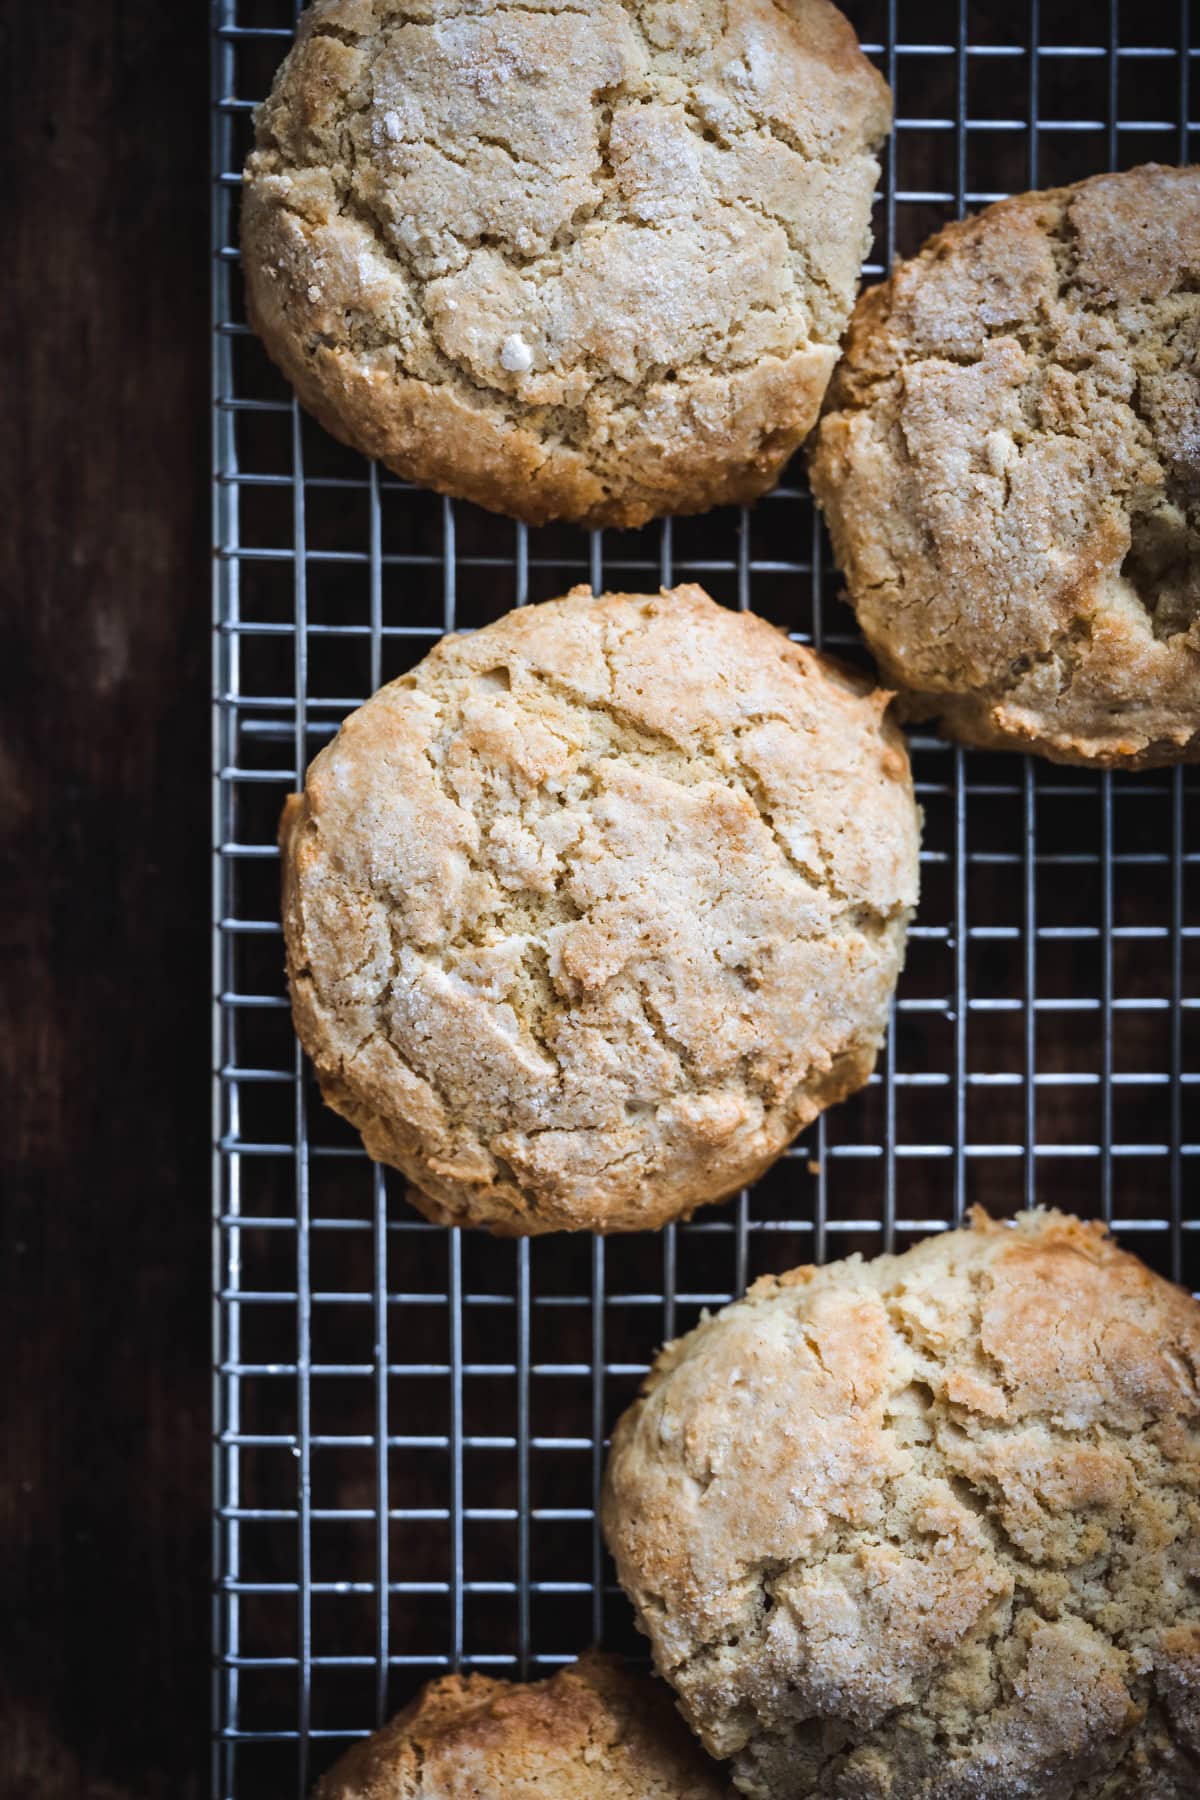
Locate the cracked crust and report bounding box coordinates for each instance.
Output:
[602,1209,1200,1798]
[280,583,919,1234]
[312,1652,733,1796]
[241,0,890,529]
[809,164,1200,767]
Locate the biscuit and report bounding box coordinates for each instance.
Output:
[312,1652,732,1797]
[602,1208,1200,1797]
[810,164,1200,767]
[241,0,890,529]
[280,584,918,1234]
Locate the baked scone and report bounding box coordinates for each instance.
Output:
[280,584,918,1234]
[312,1653,732,1797]
[810,164,1200,767]
[241,0,891,529]
[602,1209,1200,1798]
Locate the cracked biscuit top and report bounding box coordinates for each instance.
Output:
[809,164,1200,767]
[279,584,918,1234]
[602,1209,1200,1799]
[240,0,891,529]
[312,1652,733,1797]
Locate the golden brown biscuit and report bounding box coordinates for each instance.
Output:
[280,584,918,1234]
[602,1209,1200,1797]
[241,0,890,529]
[313,1653,732,1797]
[810,165,1200,767]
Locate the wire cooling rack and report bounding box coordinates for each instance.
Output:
[211,2,1198,1794]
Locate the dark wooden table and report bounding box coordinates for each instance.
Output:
[2,6,211,1795]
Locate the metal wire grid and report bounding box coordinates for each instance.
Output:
[212,3,1198,1794]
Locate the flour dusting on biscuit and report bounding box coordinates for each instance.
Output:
[603,1209,1200,1796]
[811,164,1200,768]
[241,0,891,527]
[280,585,919,1234]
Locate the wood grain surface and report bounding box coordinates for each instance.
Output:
[1,5,211,1795]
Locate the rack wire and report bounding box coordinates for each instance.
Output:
[212,2,1198,1794]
